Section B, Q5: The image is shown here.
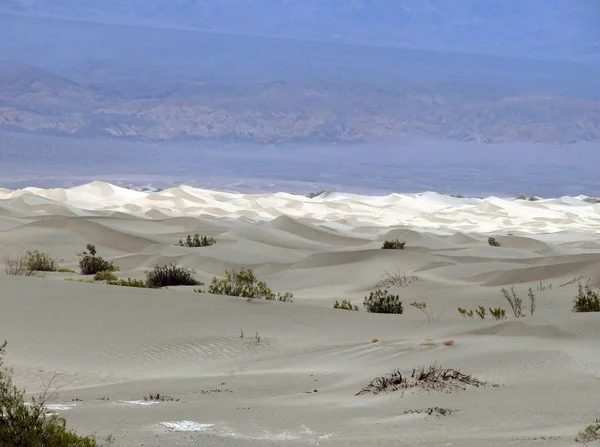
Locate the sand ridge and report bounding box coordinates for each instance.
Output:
[1,181,600,446]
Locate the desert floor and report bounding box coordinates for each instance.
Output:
[1,182,600,446]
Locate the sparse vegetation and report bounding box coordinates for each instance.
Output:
[404,407,457,416]
[376,269,421,288]
[4,255,38,276]
[450,194,464,198]
[489,307,507,320]
[536,280,552,291]
[177,233,217,248]
[94,270,118,281]
[501,286,526,318]
[145,262,199,288]
[0,341,112,446]
[57,268,76,273]
[528,195,540,201]
[572,281,600,312]
[363,289,403,314]
[78,244,117,275]
[582,197,599,204]
[356,364,494,396]
[487,236,501,247]
[24,250,59,272]
[475,305,486,319]
[307,190,331,199]
[254,332,262,344]
[410,301,442,322]
[195,268,294,302]
[333,299,359,311]
[106,278,149,288]
[64,278,95,284]
[143,393,179,402]
[516,194,527,200]
[381,239,406,250]
[457,307,474,318]
[575,421,600,443]
[458,306,506,320]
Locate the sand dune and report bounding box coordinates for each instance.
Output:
[1,181,600,446]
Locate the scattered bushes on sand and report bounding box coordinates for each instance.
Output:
[458,306,506,320]
[107,278,149,288]
[487,237,501,247]
[195,268,294,303]
[356,364,495,396]
[381,239,406,250]
[333,299,359,311]
[94,270,118,282]
[376,269,421,288]
[575,422,600,443]
[145,262,199,288]
[177,233,217,248]
[363,289,403,314]
[501,286,532,317]
[24,250,59,272]
[4,255,39,276]
[0,341,113,446]
[78,244,117,275]
[572,281,600,312]
[307,190,331,199]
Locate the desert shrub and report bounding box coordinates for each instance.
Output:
[583,197,599,204]
[64,278,95,284]
[78,244,117,275]
[363,289,403,314]
[489,307,507,320]
[381,239,406,250]
[94,270,118,281]
[376,269,421,288]
[572,281,600,312]
[57,268,76,273]
[450,194,464,198]
[457,307,474,318]
[487,237,501,247]
[410,301,442,322]
[528,196,540,201]
[106,278,149,288]
[516,194,527,200]
[333,299,359,311]
[0,341,112,447]
[475,305,486,319]
[4,255,38,276]
[177,233,217,248]
[24,250,59,272]
[145,262,199,288]
[307,190,331,199]
[575,422,600,443]
[195,268,294,302]
[501,286,526,317]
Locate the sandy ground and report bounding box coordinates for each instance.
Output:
[1,181,600,446]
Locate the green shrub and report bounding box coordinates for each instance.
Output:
[381,239,406,250]
[475,305,486,319]
[0,341,112,447]
[575,423,600,443]
[307,190,331,199]
[195,268,294,303]
[516,194,527,200]
[363,289,403,314]
[64,278,96,284]
[78,244,117,275]
[458,307,474,317]
[489,307,507,320]
[24,250,59,272]
[487,237,501,247]
[573,281,600,312]
[177,233,217,248]
[145,262,199,288]
[94,270,118,281]
[106,278,149,288]
[333,299,359,311]
[57,268,76,273]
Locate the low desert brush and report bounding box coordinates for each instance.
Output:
[94,270,118,281]
[4,255,38,276]
[575,421,600,443]
[78,244,117,275]
[0,341,113,446]
[145,262,199,288]
[24,250,59,272]
[195,268,294,302]
[107,278,149,288]
[177,233,217,248]
[501,286,526,317]
[572,281,600,312]
[363,289,403,314]
[381,239,406,250]
[333,299,359,311]
[487,237,501,247]
[458,306,506,320]
[410,301,442,322]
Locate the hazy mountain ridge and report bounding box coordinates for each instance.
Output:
[2,0,598,60]
[1,63,599,145]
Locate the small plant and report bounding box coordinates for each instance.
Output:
[536,280,552,291]
[78,243,117,275]
[254,332,262,344]
[516,194,527,200]
[57,268,76,273]
[450,194,464,198]
[381,239,406,250]
[334,299,359,311]
[376,269,421,288]
[143,393,179,402]
[4,255,38,276]
[528,287,536,316]
[106,278,149,288]
[582,197,599,204]
[24,250,59,272]
[528,196,539,201]
[475,305,486,319]
[410,301,442,322]
[195,268,294,302]
[489,307,507,320]
[177,233,217,248]
[363,289,403,314]
[64,278,96,284]
[457,307,474,318]
[487,237,501,247]
[575,421,600,443]
[94,270,118,281]
[501,286,525,317]
[572,281,600,312]
[307,190,331,198]
[240,329,244,338]
[145,262,199,288]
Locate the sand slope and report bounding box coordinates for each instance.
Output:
[1,182,600,446]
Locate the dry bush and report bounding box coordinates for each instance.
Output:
[356,364,495,396]
[24,250,59,272]
[575,421,600,443]
[573,281,600,312]
[410,301,443,322]
[404,407,457,416]
[376,269,421,288]
[4,255,38,276]
[177,233,216,247]
[333,299,359,311]
[94,270,118,281]
[143,393,179,402]
[501,286,526,318]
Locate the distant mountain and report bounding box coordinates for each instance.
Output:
[1,0,598,61]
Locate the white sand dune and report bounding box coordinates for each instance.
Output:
[1,181,600,446]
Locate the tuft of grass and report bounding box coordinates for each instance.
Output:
[376,269,421,288]
[572,281,600,312]
[195,268,294,303]
[143,393,179,402]
[0,341,113,446]
[381,239,406,250]
[107,278,149,288]
[489,307,507,320]
[575,422,600,443]
[487,236,501,247]
[64,278,96,284]
[145,262,199,288]
[457,307,474,318]
[177,233,217,248]
[333,299,359,311]
[78,244,117,275]
[57,268,76,273]
[363,289,403,314]
[94,270,118,281]
[475,305,486,319]
[516,194,527,200]
[24,250,59,272]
